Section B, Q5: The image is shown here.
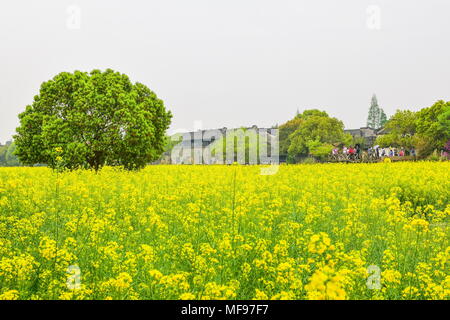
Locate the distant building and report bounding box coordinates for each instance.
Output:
[375,127,390,136]
[344,127,381,147]
[168,126,276,164]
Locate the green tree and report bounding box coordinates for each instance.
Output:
[416,100,450,150]
[307,139,334,160]
[0,144,7,166]
[376,101,450,157]
[5,142,20,166]
[375,110,417,148]
[438,104,450,139]
[279,109,330,157]
[288,110,351,161]
[14,69,172,171]
[209,128,270,164]
[0,141,21,167]
[367,94,388,129]
[279,117,302,155]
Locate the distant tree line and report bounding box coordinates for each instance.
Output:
[0,141,21,166]
[5,76,449,168]
[277,98,449,163]
[375,100,450,158]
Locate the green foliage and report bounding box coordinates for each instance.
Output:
[279,109,332,156]
[297,109,329,119]
[279,117,302,155]
[437,104,450,138]
[164,133,182,154]
[0,141,21,166]
[14,69,172,171]
[307,140,333,160]
[287,110,350,161]
[209,128,269,164]
[415,100,450,155]
[5,142,21,166]
[375,110,417,148]
[426,149,447,161]
[0,145,6,165]
[376,134,398,148]
[300,156,317,164]
[376,101,450,157]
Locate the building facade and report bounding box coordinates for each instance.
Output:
[344,127,381,147]
[169,126,277,165]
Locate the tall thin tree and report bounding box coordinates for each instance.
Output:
[367,94,387,129]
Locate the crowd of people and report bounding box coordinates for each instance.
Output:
[368,146,416,158]
[331,144,362,160]
[331,144,417,161]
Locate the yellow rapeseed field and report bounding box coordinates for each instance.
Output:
[0,162,449,300]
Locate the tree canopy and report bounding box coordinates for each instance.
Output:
[375,110,417,149]
[279,109,351,162]
[14,69,172,170]
[376,100,450,157]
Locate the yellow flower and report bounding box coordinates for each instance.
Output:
[140,244,155,263]
[402,286,419,298]
[271,291,296,300]
[0,162,448,299]
[308,232,332,254]
[382,269,402,285]
[0,290,19,300]
[180,293,196,300]
[253,289,268,300]
[101,273,133,291]
[305,266,347,300]
[149,269,163,280]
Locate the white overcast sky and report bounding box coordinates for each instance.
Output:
[1,0,450,143]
